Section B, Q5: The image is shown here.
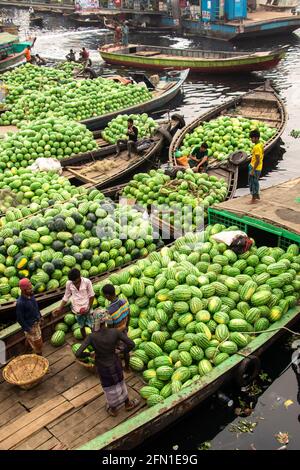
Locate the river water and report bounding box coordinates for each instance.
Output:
[3,7,300,450]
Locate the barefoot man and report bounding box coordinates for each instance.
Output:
[75,312,140,417]
[16,279,43,355]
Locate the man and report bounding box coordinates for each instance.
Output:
[16,279,43,355]
[35,54,46,65]
[249,129,264,203]
[102,284,130,371]
[24,45,32,63]
[115,118,138,160]
[122,22,129,47]
[75,312,139,417]
[188,142,209,172]
[53,268,95,339]
[79,47,90,62]
[114,24,122,45]
[66,49,76,62]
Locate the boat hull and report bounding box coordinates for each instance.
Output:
[0,50,25,72]
[81,69,188,131]
[182,17,300,41]
[100,49,284,73]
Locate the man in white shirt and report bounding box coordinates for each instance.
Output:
[53,269,95,338]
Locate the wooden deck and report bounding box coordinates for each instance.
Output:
[213,177,300,236]
[0,336,145,450]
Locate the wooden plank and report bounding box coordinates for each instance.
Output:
[0,395,20,415]
[49,396,106,439]
[0,401,73,450]
[36,436,61,451]
[70,384,103,408]
[13,429,53,450]
[0,403,27,428]
[19,362,90,409]
[0,395,66,442]
[62,375,99,401]
[70,391,145,449]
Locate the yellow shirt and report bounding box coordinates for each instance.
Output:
[250,142,264,171]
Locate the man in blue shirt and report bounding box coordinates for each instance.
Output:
[16,279,43,355]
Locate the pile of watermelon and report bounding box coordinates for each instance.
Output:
[93,224,300,407]
[0,189,161,303]
[122,169,228,227]
[50,312,94,360]
[102,113,158,145]
[0,170,86,216]
[0,67,152,126]
[0,117,97,170]
[176,116,277,162]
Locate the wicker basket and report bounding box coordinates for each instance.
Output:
[76,359,96,374]
[2,354,49,390]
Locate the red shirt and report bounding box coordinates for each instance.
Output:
[81,49,89,60]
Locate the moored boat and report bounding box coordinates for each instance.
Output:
[169,81,287,171]
[29,15,44,27]
[0,33,34,73]
[0,197,299,450]
[99,44,287,74]
[81,69,189,131]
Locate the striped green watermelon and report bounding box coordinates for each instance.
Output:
[198,359,213,376]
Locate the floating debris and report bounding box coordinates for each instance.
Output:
[229,420,258,434]
[197,442,211,451]
[275,432,289,445]
[284,399,294,409]
[259,372,272,383]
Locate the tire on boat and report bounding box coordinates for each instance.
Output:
[235,354,261,388]
[171,113,186,129]
[155,126,173,143]
[228,150,248,166]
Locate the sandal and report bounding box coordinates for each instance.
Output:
[105,404,118,417]
[125,398,140,411]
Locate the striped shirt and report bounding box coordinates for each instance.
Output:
[107,298,130,331]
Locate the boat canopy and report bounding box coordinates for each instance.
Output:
[0,32,18,46]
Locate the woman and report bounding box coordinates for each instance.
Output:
[75,312,139,417]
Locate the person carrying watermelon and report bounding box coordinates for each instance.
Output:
[249,129,264,203]
[75,311,140,417]
[16,279,43,355]
[188,142,209,172]
[102,284,131,371]
[53,269,95,339]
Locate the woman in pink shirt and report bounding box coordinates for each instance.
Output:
[53,269,95,338]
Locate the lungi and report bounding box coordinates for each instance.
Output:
[25,322,43,354]
[97,357,128,409]
[248,165,261,197]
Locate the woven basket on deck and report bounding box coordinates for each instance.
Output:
[2,354,49,390]
[76,358,96,373]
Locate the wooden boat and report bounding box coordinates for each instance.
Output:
[99,44,287,74]
[81,69,189,131]
[62,116,184,189]
[0,117,184,324]
[104,21,177,34]
[0,203,299,450]
[0,33,34,73]
[29,15,44,27]
[101,164,238,241]
[169,81,287,172]
[73,17,102,27]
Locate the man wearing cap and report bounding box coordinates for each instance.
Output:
[16,279,43,355]
[75,311,140,417]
